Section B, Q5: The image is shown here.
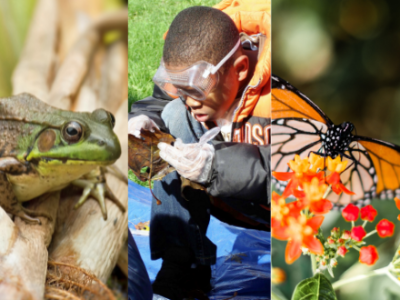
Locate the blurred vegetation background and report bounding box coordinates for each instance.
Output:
[0,1,37,97]
[272,1,400,299]
[272,0,400,144]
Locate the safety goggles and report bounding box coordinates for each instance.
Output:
[153,39,241,101]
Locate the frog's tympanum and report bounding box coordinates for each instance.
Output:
[0,93,124,224]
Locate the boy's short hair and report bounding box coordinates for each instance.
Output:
[163,6,240,67]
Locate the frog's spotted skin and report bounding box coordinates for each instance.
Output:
[0,93,124,223]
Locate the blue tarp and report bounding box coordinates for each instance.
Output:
[128,180,271,300]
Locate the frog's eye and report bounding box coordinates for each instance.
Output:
[63,121,83,143]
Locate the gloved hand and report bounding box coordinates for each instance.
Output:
[128,115,159,138]
[158,127,221,184]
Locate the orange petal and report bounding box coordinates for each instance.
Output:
[309,199,333,214]
[273,171,294,181]
[303,235,324,255]
[272,225,290,240]
[307,215,325,231]
[285,239,302,264]
[339,183,355,195]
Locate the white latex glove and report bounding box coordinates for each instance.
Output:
[158,127,221,184]
[128,115,160,138]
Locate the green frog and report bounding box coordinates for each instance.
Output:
[0,93,124,224]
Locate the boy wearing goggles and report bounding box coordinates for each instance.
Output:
[129,3,270,299]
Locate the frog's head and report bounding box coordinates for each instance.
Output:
[25,108,121,165]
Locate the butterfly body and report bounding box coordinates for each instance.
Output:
[322,122,354,158]
[271,75,400,207]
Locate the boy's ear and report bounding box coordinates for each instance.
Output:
[233,55,249,82]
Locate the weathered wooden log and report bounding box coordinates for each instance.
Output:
[0,192,60,300]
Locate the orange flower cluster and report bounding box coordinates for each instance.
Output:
[272,153,353,264]
[272,153,399,269]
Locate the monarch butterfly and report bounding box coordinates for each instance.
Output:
[271,74,400,208]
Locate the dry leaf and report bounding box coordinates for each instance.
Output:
[128,129,175,181]
[128,129,208,204]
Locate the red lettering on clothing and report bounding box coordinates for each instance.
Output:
[245,123,252,144]
[252,124,264,145]
[233,129,241,142]
[264,125,271,145]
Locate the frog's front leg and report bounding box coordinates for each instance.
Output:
[0,157,52,225]
[71,167,126,220]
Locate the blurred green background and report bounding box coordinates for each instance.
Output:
[272,0,400,144]
[0,1,37,97]
[272,1,400,299]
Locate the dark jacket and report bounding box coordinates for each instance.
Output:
[129,85,270,226]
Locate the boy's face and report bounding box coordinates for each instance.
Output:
[166,57,247,122]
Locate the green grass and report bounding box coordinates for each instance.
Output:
[128,0,221,110]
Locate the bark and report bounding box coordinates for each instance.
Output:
[0,192,60,300]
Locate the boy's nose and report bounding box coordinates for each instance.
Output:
[185,96,202,109]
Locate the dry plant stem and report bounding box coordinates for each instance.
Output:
[0,192,60,300]
[73,47,106,112]
[98,41,128,113]
[57,0,102,62]
[11,0,58,100]
[48,9,128,110]
[45,287,82,300]
[47,29,100,110]
[114,99,128,176]
[48,261,115,298]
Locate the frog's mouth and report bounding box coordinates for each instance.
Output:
[31,157,116,166]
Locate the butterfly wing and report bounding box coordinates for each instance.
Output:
[271,74,400,208]
[356,137,400,199]
[271,75,332,192]
[271,75,331,125]
[326,140,376,207]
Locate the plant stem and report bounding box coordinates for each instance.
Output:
[311,254,317,275]
[323,185,332,199]
[364,230,376,239]
[362,220,368,228]
[386,267,400,288]
[271,290,287,300]
[332,267,388,290]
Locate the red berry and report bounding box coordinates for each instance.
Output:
[360,205,378,222]
[359,245,379,265]
[337,246,348,257]
[351,226,366,242]
[376,219,395,238]
[342,204,359,222]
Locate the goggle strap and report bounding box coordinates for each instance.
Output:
[209,39,241,75]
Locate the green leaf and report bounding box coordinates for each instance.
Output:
[292,273,337,300]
